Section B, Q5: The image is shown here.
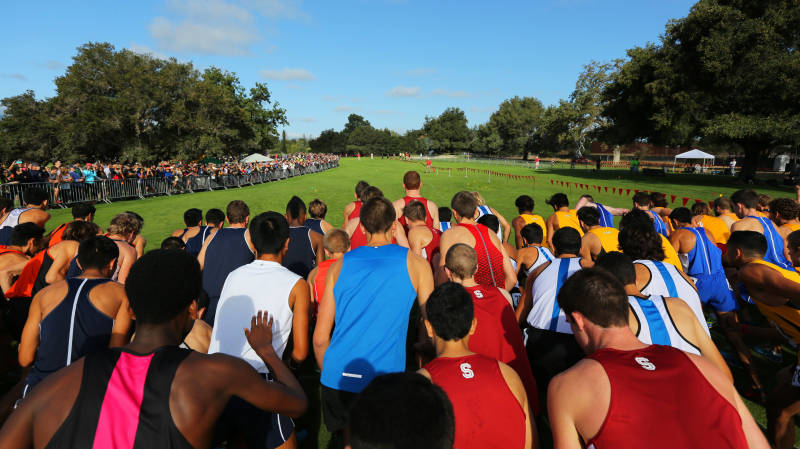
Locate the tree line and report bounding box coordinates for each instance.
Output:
[0,42,287,163]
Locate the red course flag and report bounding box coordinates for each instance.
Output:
[670,194,677,203]
[625,189,631,195]
[604,187,608,192]
[682,197,690,206]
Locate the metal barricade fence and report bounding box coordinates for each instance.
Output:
[1,161,338,208]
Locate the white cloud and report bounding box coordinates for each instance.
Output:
[0,73,27,81]
[129,44,168,59]
[335,105,356,112]
[149,0,308,56]
[260,67,316,81]
[386,86,422,98]
[405,67,437,77]
[295,117,317,122]
[431,88,468,98]
[150,16,258,55]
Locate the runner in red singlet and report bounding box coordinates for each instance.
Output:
[307,229,350,318]
[439,191,515,291]
[47,203,95,247]
[418,282,534,449]
[393,171,439,230]
[404,200,440,267]
[346,186,407,250]
[547,268,768,449]
[0,223,41,275]
[343,180,370,224]
[443,243,539,414]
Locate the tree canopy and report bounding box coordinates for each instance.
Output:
[0,42,287,163]
[600,0,800,177]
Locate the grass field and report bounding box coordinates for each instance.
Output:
[36,157,800,447]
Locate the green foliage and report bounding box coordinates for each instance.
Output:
[600,0,800,177]
[0,42,287,163]
[422,107,471,153]
[489,96,545,159]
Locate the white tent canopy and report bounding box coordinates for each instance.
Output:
[675,149,715,161]
[241,153,273,163]
[673,149,714,172]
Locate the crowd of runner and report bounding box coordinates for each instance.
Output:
[2,168,800,448]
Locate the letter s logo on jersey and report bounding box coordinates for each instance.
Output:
[460,363,475,379]
[634,357,656,371]
[474,290,484,299]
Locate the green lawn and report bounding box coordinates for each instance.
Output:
[36,157,800,447]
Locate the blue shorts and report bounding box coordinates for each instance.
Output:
[695,272,738,313]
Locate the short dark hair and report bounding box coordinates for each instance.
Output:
[438,207,452,223]
[552,227,581,255]
[444,244,477,279]
[354,180,370,197]
[77,236,120,270]
[250,212,290,255]
[651,192,668,208]
[713,197,733,212]
[10,223,44,246]
[669,207,693,224]
[521,223,543,245]
[425,282,474,341]
[286,196,306,219]
[403,200,427,222]
[206,208,225,226]
[691,202,711,216]
[788,230,800,252]
[161,236,186,250]
[361,197,395,234]
[0,197,12,214]
[71,202,96,220]
[731,189,759,209]
[183,208,202,226]
[125,250,201,324]
[349,373,454,449]
[23,188,47,206]
[226,200,250,224]
[727,231,767,258]
[770,198,800,220]
[360,186,383,204]
[476,214,499,233]
[632,192,651,207]
[558,268,629,328]
[403,171,421,189]
[308,199,327,219]
[63,221,101,242]
[595,251,636,285]
[619,210,665,260]
[515,195,534,213]
[577,206,600,227]
[451,191,477,219]
[546,193,569,209]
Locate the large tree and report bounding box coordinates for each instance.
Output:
[600,0,800,178]
[423,107,471,153]
[489,96,545,159]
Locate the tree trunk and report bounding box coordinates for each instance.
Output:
[739,141,764,182]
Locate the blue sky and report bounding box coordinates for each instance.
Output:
[2,0,697,138]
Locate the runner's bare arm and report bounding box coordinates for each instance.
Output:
[491,207,512,243]
[393,220,410,248]
[0,259,28,292]
[311,232,325,266]
[196,228,218,270]
[289,279,310,364]
[548,367,589,449]
[313,259,341,369]
[409,251,434,309]
[109,286,133,347]
[18,293,43,367]
[512,217,525,249]
[666,297,732,381]
[427,200,440,230]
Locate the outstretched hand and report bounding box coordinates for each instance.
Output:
[244,311,275,356]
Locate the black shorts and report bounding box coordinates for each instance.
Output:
[321,385,359,434]
[214,393,295,449]
[524,326,584,394]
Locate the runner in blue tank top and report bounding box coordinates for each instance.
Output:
[17,236,132,397]
[632,192,670,238]
[731,189,796,271]
[669,208,738,312]
[313,196,434,438]
[573,194,630,230]
[198,200,255,325]
[283,196,323,279]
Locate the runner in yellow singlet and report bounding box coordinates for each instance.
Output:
[511,195,547,249]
